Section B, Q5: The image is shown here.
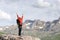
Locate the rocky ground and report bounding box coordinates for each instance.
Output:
[0,34,40,40]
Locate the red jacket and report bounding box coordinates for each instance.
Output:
[17,14,23,25]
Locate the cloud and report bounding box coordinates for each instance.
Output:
[0,10,11,20]
[37,0,51,7]
[58,0,60,2]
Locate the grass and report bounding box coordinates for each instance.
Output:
[41,34,60,40]
[0,32,5,35]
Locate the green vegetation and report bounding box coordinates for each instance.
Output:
[0,32,5,35]
[41,34,60,40]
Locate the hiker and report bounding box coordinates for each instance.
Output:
[16,13,23,36]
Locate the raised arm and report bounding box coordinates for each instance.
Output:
[16,13,19,18]
[22,13,24,19]
[16,13,22,19]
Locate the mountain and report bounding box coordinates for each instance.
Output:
[1,17,60,33]
[23,19,45,29]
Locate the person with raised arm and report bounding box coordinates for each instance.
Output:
[16,13,23,36]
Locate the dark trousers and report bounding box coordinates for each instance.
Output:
[18,25,22,36]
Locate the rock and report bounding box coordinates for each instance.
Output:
[0,35,40,40]
[34,37,40,40]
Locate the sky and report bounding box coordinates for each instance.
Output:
[0,0,60,26]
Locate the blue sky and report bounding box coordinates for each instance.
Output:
[0,0,60,26]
